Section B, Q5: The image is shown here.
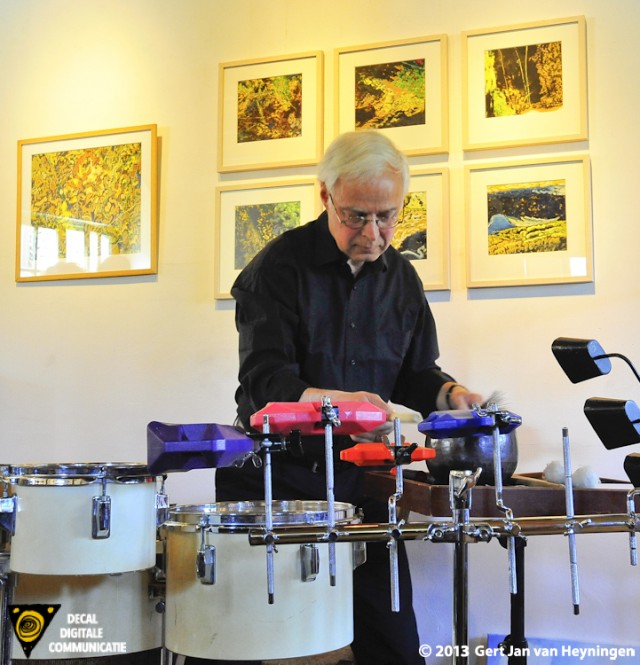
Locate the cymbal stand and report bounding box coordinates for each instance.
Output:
[321,396,341,587]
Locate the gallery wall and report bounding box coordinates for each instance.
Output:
[1,0,639,658]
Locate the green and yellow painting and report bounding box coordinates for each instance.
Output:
[487,179,567,255]
[485,41,563,117]
[235,200,300,269]
[237,74,302,143]
[355,59,425,129]
[30,143,142,258]
[391,190,427,260]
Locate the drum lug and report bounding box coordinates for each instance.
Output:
[0,496,17,536]
[352,541,367,569]
[91,495,111,539]
[196,544,216,585]
[300,543,320,582]
[155,490,169,527]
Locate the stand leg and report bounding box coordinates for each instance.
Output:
[453,529,468,665]
[499,536,528,664]
[0,558,14,665]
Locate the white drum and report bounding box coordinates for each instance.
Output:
[10,570,163,660]
[6,463,161,575]
[162,500,358,661]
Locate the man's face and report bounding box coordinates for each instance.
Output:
[321,172,405,266]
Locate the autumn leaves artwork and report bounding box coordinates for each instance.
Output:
[485,41,563,118]
[237,74,302,143]
[234,201,300,269]
[354,59,425,130]
[30,143,142,263]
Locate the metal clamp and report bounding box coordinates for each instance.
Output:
[300,544,320,582]
[196,524,216,585]
[0,496,16,537]
[155,476,169,527]
[91,475,111,539]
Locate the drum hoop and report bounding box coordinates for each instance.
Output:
[164,500,357,531]
[4,462,156,486]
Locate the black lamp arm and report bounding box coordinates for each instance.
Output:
[597,352,640,383]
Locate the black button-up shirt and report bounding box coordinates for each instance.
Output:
[231,212,454,430]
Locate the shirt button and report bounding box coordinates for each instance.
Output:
[350,322,356,329]
[350,359,357,366]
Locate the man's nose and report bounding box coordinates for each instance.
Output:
[360,218,381,240]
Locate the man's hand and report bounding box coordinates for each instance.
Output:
[436,382,483,411]
[299,387,394,441]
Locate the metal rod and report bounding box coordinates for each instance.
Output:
[449,471,475,665]
[562,427,580,614]
[322,397,338,587]
[628,489,640,566]
[490,406,517,595]
[388,417,403,612]
[499,536,528,665]
[0,558,14,665]
[262,414,275,604]
[453,527,468,665]
[248,513,640,546]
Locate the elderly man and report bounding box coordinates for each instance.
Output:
[215,130,481,665]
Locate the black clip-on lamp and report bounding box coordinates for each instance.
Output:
[551,337,640,486]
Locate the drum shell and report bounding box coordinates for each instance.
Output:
[10,570,162,660]
[162,501,356,661]
[8,466,158,575]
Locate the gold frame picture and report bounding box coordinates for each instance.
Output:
[335,35,448,156]
[215,178,320,299]
[466,156,592,288]
[218,51,324,173]
[463,16,588,150]
[16,124,158,282]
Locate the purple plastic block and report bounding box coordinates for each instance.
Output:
[147,421,254,474]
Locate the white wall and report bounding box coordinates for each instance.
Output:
[0,0,639,661]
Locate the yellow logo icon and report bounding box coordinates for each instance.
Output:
[8,604,61,658]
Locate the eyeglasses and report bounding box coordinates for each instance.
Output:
[329,194,403,230]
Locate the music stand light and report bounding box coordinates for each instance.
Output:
[551,337,612,383]
[583,398,640,450]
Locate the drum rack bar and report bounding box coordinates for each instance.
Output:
[247,512,640,546]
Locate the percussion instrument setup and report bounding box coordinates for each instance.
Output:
[1,336,639,663]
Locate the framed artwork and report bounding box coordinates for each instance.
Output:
[391,168,450,290]
[335,35,448,156]
[215,178,320,299]
[218,51,324,172]
[463,16,587,150]
[465,156,592,288]
[16,125,158,282]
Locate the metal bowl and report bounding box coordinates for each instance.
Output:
[424,431,518,486]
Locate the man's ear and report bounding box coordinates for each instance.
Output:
[319,182,329,207]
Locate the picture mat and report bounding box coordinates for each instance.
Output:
[219,53,322,172]
[216,179,319,298]
[466,157,592,287]
[336,36,447,155]
[464,17,587,149]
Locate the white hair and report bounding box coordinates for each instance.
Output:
[318,130,409,195]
